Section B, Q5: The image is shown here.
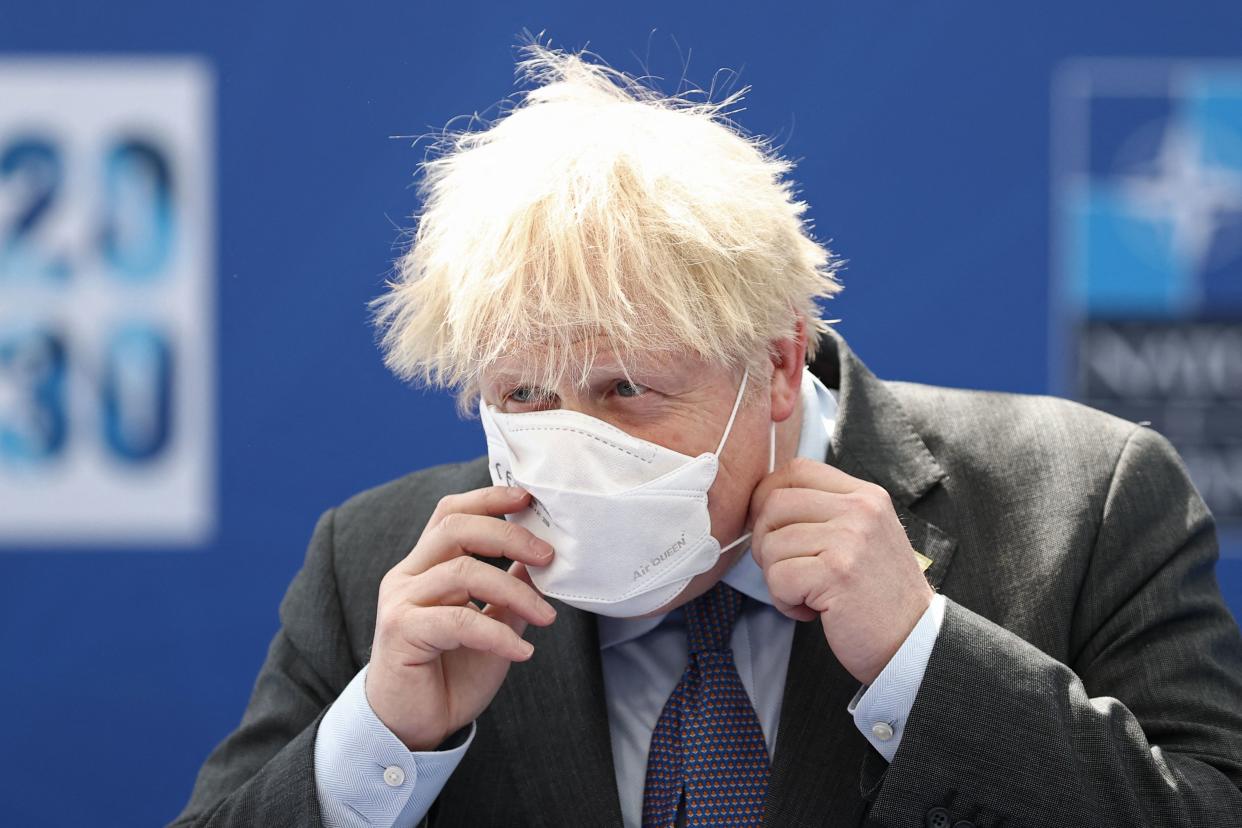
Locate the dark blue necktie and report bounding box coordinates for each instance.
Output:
[641,580,771,828]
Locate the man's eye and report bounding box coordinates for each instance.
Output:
[510,386,542,404]
[615,380,647,398]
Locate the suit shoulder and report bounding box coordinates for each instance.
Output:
[335,456,494,528]
[318,456,492,654]
[882,380,1147,487]
[324,456,490,583]
[885,379,1140,442]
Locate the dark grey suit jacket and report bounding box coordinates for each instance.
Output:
[170,330,1242,827]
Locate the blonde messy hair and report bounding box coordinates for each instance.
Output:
[371,32,843,414]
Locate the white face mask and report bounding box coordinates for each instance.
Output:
[480,368,775,618]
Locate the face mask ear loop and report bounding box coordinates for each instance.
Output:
[721,530,751,554]
[722,422,775,555]
[714,367,751,456]
[715,368,763,556]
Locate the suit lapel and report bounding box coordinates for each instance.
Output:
[764,329,960,826]
[488,601,625,828]
[812,327,959,592]
[818,329,960,595]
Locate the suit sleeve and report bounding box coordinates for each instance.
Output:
[865,425,1242,828]
[167,507,360,828]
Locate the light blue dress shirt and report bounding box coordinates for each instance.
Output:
[315,367,947,828]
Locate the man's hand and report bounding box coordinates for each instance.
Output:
[365,485,558,751]
[748,457,934,685]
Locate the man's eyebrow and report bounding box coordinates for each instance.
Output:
[485,369,527,385]
[487,352,685,385]
[582,359,685,383]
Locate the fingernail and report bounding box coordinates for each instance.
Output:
[506,486,526,497]
[520,639,535,657]
[529,537,553,559]
[538,599,557,620]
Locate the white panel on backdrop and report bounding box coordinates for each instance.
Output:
[0,58,215,546]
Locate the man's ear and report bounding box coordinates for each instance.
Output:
[768,317,807,423]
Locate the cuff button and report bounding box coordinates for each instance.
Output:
[925,807,950,828]
[870,721,894,741]
[383,765,406,787]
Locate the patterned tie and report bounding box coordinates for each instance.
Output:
[641,581,771,828]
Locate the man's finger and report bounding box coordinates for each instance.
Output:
[427,485,534,530]
[407,556,557,628]
[481,561,538,637]
[401,511,554,573]
[750,486,855,547]
[748,457,871,522]
[752,519,854,569]
[765,554,827,608]
[402,604,535,662]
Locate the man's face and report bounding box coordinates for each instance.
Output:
[479,336,785,617]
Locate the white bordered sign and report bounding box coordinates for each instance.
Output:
[1050,59,1242,533]
[0,57,216,546]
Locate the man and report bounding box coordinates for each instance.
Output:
[170,38,1242,827]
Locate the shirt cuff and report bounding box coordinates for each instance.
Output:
[314,662,476,828]
[846,592,946,762]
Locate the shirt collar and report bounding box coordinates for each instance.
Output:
[597,367,838,649]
